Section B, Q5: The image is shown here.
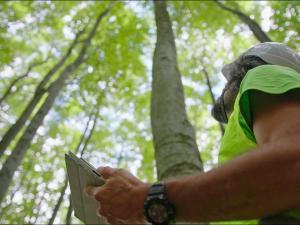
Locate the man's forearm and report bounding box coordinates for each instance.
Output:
[165,141,300,222]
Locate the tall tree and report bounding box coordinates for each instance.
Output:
[1,2,295,224]
[65,195,73,225]
[215,1,272,43]
[151,1,203,180]
[0,166,29,221]
[0,6,111,203]
[29,185,50,224]
[47,106,98,225]
[0,29,84,158]
[47,179,68,225]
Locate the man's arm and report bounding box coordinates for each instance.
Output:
[167,91,300,222]
[86,91,300,223]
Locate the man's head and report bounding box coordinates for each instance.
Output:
[212,42,300,124]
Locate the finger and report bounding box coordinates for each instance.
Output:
[97,205,110,217]
[85,185,107,197]
[106,216,116,225]
[106,216,125,225]
[85,185,113,204]
[84,185,97,197]
[93,188,114,204]
[97,166,116,179]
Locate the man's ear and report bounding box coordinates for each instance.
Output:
[211,96,228,124]
[211,79,240,124]
[223,80,240,115]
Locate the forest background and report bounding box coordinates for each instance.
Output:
[0,1,299,224]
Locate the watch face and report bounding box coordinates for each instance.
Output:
[148,201,168,224]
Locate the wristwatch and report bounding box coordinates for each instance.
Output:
[144,182,176,225]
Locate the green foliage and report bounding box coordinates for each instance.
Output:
[268,1,300,49]
[0,1,296,224]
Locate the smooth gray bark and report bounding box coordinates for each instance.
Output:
[215,1,272,43]
[0,29,84,158]
[0,8,110,204]
[152,1,203,180]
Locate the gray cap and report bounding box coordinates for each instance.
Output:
[222,42,300,80]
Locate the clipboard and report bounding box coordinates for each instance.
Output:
[65,152,107,224]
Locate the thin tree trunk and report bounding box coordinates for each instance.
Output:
[0,58,49,106]
[13,173,41,224]
[202,67,225,135]
[80,105,100,158]
[47,108,96,225]
[0,149,37,222]
[65,195,73,225]
[64,105,101,225]
[215,1,272,43]
[152,1,203,180]
[0,29,84,158]
[47,179,69,225]
[48,107,101,225]
[0,169,28,222]
[0,7,111,204]
[30,185,50,224]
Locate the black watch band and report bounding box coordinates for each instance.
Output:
[144,182,176,225]
[148,182,165,197]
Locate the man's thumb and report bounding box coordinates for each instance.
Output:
[97,166,115,179]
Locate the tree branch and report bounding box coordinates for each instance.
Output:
[215,1,272,43]
[0,57,50,106]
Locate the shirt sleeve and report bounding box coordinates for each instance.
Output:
[238,64,300,141]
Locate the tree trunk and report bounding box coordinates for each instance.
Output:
[0,169,28,222]
[202,67,225,135]
[29,185,50,224]
[215,1,272,43]
[152,1,203,180]
[47,179,68,225]
[0,149,38,223]
[0,58,49,106]
[0,7,111,204]
[65,106,101,224]
[0,29,84,158]
[47,108,97,225]
[80,105,100,158]
[65,195,73,225]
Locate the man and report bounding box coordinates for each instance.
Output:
[85,42,300,225]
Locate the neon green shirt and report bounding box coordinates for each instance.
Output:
[218,65,300,224]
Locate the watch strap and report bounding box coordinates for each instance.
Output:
[147,182,165,198]
[144,182,176,225]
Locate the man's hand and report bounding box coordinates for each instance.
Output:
[85,166,150,224]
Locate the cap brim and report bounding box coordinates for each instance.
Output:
[221,62,236,81]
